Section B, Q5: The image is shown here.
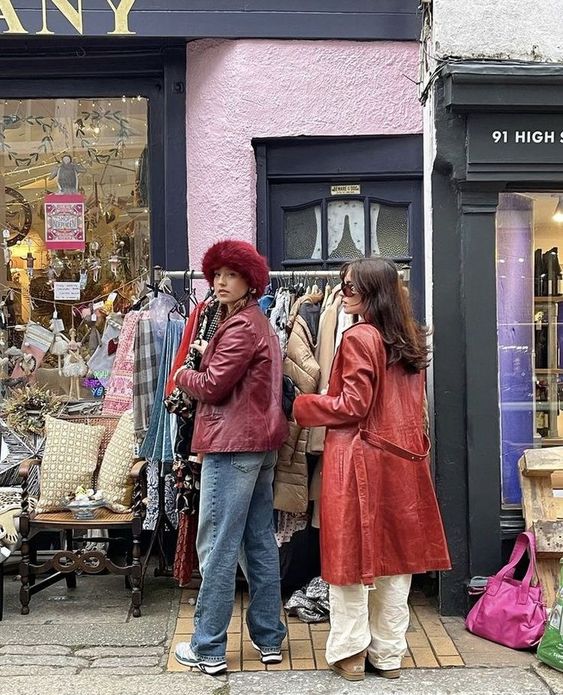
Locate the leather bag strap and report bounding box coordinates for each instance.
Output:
[488,532,538,603]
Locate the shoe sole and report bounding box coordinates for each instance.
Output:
[329,663,365,681]
[374,668,401,679]
[251,640,283,664]
[175,651,227,675]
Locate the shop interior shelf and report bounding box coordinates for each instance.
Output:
[536,369,563,375]
[539,438,563,447]
[534,296,563,303]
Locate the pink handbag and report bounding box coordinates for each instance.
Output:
[465,531,548,649]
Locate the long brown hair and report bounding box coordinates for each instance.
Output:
[341,257,430,373]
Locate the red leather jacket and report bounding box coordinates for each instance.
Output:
[176,299,289,453]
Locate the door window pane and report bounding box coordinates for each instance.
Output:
[283,204,321,260]
[0,96,150,401]
[327,200,364,259]
[371,203,408,256]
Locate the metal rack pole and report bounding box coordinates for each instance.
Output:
[156,265,410,282]
[158,268,343,280]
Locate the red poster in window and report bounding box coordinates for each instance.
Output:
[44,193,85,251]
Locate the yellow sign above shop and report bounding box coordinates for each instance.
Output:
[0,0,136,35]
[330,184,361,195]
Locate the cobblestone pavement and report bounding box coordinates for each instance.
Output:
[1,566,563,695]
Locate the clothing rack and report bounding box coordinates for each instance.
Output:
[156,262,411,283]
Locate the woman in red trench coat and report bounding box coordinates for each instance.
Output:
[293,257,450,682]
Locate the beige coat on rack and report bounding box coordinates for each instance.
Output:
[274,294,321,513]
[308,284,342,454]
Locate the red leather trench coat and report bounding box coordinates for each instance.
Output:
[293,323,451,586]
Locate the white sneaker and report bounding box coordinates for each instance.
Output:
[174,641,227,675]
[251,640,283,664]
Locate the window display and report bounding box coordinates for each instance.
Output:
[497,192,563,505]
[0,97,150,403]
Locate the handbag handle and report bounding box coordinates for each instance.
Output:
[488,532,539,604]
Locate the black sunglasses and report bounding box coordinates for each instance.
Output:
[340,281,358,298]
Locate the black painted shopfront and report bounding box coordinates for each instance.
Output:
[432,63,563,615]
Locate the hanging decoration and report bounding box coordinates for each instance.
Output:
[25,252,35,278]
[0,110,133,167]
[74,108,134,164]
[0,116,66,167]
[3,188,33,246]
[44,193,85,251]
[49,155,86,194]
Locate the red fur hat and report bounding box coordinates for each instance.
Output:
[201,240,270,298]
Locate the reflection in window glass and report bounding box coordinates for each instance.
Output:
[327,200,364,259]
[0,97,150,401]
[284,205,321,260]
[496,192,563,506]
[371,203,408,257]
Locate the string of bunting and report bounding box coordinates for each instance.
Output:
[0,271,148,312]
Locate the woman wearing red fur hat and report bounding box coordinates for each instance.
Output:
[173,240,289,676]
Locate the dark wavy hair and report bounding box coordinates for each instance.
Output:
[340,257,431,373]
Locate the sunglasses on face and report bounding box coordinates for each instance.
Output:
[340,281,358,298]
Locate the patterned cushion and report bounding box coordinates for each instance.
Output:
[96,411,136,512]
[36,416,104,513]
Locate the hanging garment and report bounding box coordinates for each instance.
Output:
[140,318,184,530]
[87,313,123,389]
[102,311,143,415]
[11,322,54,379]
[133,315,158,441]
[139,318,184,463]
[275,511,309,546]
[171,301,223,586]
[308,286,342,455]
[274,296,321,513]
[269,288,291,356]
[165,301,206,399]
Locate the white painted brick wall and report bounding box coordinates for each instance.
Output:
[433,0,563,62]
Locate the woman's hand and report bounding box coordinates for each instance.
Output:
[190,339,208,356]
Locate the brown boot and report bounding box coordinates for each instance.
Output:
[330,651,366,681]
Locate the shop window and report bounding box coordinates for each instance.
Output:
[0,96,150,401]
[496,192,563,505]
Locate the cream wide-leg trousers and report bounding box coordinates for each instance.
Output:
[325,574,412,670]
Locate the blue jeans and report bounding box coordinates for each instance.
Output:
[191,450,286,661]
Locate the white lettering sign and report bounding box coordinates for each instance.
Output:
[54,281,81,301]
[492,129,563,145]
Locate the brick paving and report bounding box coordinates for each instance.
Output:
[167,589,467,672]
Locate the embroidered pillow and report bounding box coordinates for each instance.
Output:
[36,416,104,513]
[96,411,136,512]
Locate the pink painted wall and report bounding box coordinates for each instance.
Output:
[187,39,422,269]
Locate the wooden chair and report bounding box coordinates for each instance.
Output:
[18,415,148,617]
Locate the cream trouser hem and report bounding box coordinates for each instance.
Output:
[325,574,412,670]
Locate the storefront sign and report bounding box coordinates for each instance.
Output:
[44,193,85,251]
[467,114,563,180]
[0,2,416,39]
[53,281,81,301]
[0,0,136,35]
[331,184,361,195]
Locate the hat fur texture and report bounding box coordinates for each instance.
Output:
[202,240,270,298]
